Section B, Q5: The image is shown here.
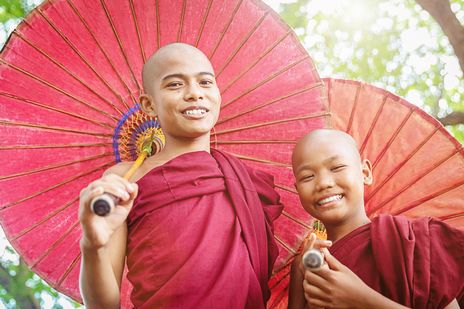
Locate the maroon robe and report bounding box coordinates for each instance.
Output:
[330,215,464,308]
[125,150,283,308]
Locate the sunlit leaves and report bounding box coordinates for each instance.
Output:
[271,0,464,141]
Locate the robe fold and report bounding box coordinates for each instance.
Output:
[126,150,283,308]
[330,214,464,308]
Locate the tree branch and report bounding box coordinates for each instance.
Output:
[438,111,464,126]
[415,0,464,75]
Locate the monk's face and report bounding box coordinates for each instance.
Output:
[292,130,372,226]
[141,45,221,140]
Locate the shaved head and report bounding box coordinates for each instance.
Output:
[142,43,214,96]
[292,129,362,175]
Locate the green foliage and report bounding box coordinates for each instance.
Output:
[0,239,81,308]
[274,0,464,142]
[0,0,27,23]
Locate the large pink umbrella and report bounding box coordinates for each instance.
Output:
[0,0,326,305]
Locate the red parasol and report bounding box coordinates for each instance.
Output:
[0,0,326,305]
[267,78,464,308]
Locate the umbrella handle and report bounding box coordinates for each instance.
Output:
[302,248,324,269]
[90,151,149,216]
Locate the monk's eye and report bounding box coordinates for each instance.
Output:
[331,165,346,172]
[199,79,214,87]
[300,174,314,182]
[166,81,183,88]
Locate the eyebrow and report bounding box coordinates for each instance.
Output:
[161,72,215,82]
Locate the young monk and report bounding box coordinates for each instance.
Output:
[289,129,463,309]
[78,43,283,308]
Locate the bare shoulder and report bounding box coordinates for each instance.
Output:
[103,161,134,177]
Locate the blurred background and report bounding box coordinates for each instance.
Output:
[0,0,462,307]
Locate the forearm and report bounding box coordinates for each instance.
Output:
[80,243,121,309]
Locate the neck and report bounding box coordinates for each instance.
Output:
[325,212,370,243]
[158,132,211,161]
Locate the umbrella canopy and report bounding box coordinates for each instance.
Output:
[0,0,326,305]
[267,78,464,308]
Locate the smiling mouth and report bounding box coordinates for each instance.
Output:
[181,107,209,117]
[317,194,343,206]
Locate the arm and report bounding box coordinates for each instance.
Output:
[78,164,138,308]
[289,234,332,309]
[303,248,410,309]
[288,255,306,309]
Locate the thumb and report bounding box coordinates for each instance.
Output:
[321,247,343,271]
[302,233,317,252]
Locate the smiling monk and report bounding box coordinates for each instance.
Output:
[289,129,463,309]
[78,43,283,309]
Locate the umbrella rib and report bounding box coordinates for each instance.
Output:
[30,221,80,269]
[129,0,146,63]
[219,31,291,93]
[217,83,323,125]
[156,0,160,49]
[0,120,112,138]
[12,197,79,241]
[35,8,131,112]
[99,0,141,91]
[12,30,124,116]
[371,109,415,169]
[58,251,82,287]
[228,152,290,168]
[0,162,113,211]
[275,184,297,194]
[66,0,136,105]
[222,56,312,109]
[214,111,330,135]
[0,142,111,150]
[440,213,464,222]
[212,139,296,145]
[194,0,213,47]
[208,0,244,59]
[366,126,440,203]
[0,59,119,122]
[346,83,362,134]
[367,148,462,214]
[389,178,464,216]
[274,235,296,255]
[177,0,187,41]
[281,210,312,229]
[0,92,113,129]
[216,11,269,76]
[359,94,388,155]
[0,153,113,181]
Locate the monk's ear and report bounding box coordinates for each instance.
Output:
[362,159,373,186]
[139,94,157,117]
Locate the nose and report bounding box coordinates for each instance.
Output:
[315,171,334,191]
[184,82,204,101]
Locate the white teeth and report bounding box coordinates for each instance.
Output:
[318,194,342,205]
[184,109,206,116]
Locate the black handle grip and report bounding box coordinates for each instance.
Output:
[90,193,119,216]
[302,248,324,269]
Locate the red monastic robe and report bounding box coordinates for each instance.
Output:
[125,150,283,308]
[330,215,464,308]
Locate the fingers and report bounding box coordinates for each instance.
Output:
[303,278,331,307]
[320,247,342,271]
[81,174,136,208]
[302,233,317,252]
